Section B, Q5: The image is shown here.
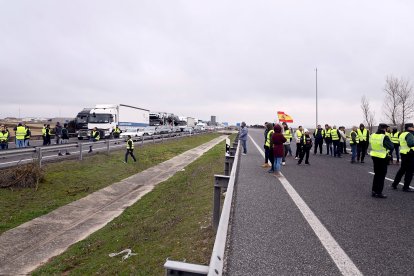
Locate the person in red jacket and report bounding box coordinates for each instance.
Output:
[270,124,287,176]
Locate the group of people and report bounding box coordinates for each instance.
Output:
[239,120,414,198]
[0,123,32,149]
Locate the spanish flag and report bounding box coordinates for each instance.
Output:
[277,111,293,123]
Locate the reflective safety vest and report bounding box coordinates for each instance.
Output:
[295,129,303,140]
[42,127,46,136]
[370,133,387,158]
[357,129,368,141]
[284,129,292,140]
[323,129,331,138]
[25,128,30,139]
[114,127,121,134]
[0,131,9,142]
[349,131,359,145]
[391,132,400,144]
[314,129,322,137]
[265,130,274,147]
[399,132,414,154]
[126,138,134,149]
[91,130,100,141]
[385,132,391,138]
[331,129,339,141]
[15,126,26,140]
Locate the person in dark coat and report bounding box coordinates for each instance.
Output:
[270,124,287,176]
[298,129,313,165]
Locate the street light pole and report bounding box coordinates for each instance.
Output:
[315,67,318,127]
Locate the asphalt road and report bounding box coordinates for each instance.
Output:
[225,128,414,275]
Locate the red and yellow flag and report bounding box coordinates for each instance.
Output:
[277,111,293,123]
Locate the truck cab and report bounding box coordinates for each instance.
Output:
[88,105,118,139]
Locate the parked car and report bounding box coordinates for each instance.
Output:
[156,125,172,134]
[119,128,145,141]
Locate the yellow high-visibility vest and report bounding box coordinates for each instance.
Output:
[357,129,368,141]
[284,129,292,140]
[399,132,414,154]
[391,132,400,144]
[15,126,26,140]
[126,138,134,149]
[331,129,339,141]
[265,130,274,147]
[349,131,359,145]
[370,134,387,158]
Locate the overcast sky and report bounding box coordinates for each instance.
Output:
[1,0,414,127]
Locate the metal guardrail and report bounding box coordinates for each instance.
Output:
[0,131,213,169]
[164,134,241,276]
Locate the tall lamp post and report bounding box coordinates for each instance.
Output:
[315,67,318,127]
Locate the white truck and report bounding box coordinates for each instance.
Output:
[86,104,150,139]
[178,116,196,131]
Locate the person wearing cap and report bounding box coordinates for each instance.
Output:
[294,126,304,159]
[357,123,370,163]
[370,123,394,198]
[391,123,414,192]
[349,126,359,163]
[313,125,324,155]
[239,122,248,155]
[298,129,312,165]
[389,127,400,164]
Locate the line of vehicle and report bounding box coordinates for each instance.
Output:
[249,135,363,276]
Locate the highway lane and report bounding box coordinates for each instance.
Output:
[225,128,413,275]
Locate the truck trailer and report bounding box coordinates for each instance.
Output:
[87,104,150,139]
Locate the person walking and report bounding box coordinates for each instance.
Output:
[313,125,323,154]
[124,135,137,163]
[323,124,332,155]
[349,126,359,163]
[14,123,26,148]
[239,122,248,155]
[391,123,414,192]
[88,127,100,153]
[282,122,292,165]
[0,125,9,150]
[357,123,369,163]
[298,129,313,165]
[58,123,71,156]
[262,123,273,168]
[370,123,394,198]
[389,127,400,164]
[294,126,303,159]
[54,122,62,145]
[270,124,286,176]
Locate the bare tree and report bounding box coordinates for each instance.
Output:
[396,77,414,130]
[361,95,375,133]
[383,75,400,126]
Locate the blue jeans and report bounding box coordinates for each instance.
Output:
[351,144,357,162]
[16,139,25,148]
[273,157,282,172]
[241,139,247,154]
[333,140,339,157]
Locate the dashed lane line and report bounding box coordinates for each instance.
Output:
[249,135,363,276]
[368,172,414,189]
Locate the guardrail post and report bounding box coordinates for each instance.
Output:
[213,175,230,232]
[106,140,110,155]
[152,136,155,144]
[224,156,235,176]
[36,147,42,167]
[141,136,144,145]
[79,143,83,160]
[161,134,164,143]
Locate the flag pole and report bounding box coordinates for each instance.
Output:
[315,67,318,127]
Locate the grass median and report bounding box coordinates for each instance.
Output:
[32,137,230,275]
[0,133,220,234]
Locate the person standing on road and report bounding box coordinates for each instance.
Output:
[282,122,292,165]
[357,123,369,163]
[14,123,26,148]
[370,123,394,198]
[349,126,359,163]
[124,135,137,163]
[54,122,62,145]
[339,126,348,154]
[112,125,122,144]
[331,126,341,158]
[24,125,31,147]
[42,124,47,145]
[391,123,414,192]
[294,126,303,159]
[45,124,51,145]
[58,123,71,156]
[298,129,312,165]
[88,127,100,153]
[323,124,332,155]
[262,123,273,168]
[0,125,9,150]
[313,125,323,155]
[389,127,400,164]
[239,122,248,155]
[270,124,286,176]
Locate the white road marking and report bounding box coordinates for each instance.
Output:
[368,172,414,189]
[249,135,363,276]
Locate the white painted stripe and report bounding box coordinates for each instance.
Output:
[249,135,363,276]
[368,172,414,189]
